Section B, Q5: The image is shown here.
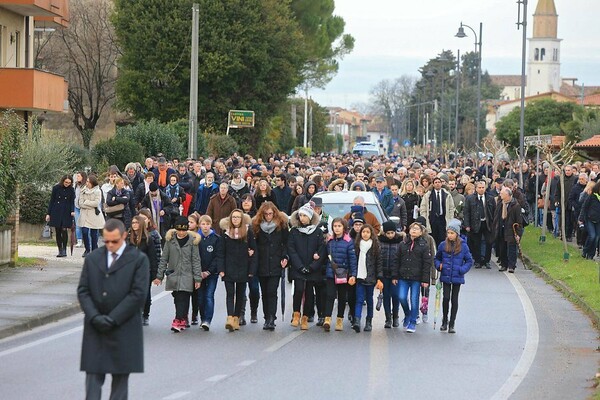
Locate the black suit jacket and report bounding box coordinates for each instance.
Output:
[464,193,496,233]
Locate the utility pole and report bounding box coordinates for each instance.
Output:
[187,3,199,159]
[454,49,460,157]
[303,86,308,148]
[291,103,297,140]
[517,0,528,188]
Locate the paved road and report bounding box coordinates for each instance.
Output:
[0,265,597,400]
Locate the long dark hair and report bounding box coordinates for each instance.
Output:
[355,224,379,257]
[444,232,462,255]
[129,215,149,247]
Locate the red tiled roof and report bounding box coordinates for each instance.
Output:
[575,135,600,148]
[583,93,600,106]
[552,135,566,147]
[560,83,600,98]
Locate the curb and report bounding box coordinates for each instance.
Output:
[521,252,600,330]
[0,303,82,341]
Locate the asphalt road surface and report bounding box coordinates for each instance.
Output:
[0,266,597,400]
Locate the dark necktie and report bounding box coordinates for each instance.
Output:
[479,196,485,221]
[109,252,118,270]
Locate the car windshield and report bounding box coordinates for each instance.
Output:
[321,203,385,224]
[352,150,378,157]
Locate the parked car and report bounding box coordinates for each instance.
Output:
[311,191,400,228]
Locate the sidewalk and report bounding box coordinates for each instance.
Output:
[0,244,86,340]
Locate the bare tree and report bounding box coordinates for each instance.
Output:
[37,0,119,149]
[369,75,415,138]
[536,141,576,261]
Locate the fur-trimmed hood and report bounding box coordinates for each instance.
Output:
[289,209,320,228]
[328,178,347,191]
[164,229,201,245]
[219,213,253,232]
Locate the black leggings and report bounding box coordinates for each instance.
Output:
[292,279,315,315]
[191,286,199,319]
[55,227,68,250]
[225,281,246,317]
[442,283,461,324]
[172,291,191,320]
[259,276,280,319]
[325,279,348,318]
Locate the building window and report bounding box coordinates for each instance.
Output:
[540,48,545,61]
[534,48,539,61]
[553,48,558,61]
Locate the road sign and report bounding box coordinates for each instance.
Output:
[228,110,255,128]
[403,139,412,147]
[524,134,552,146]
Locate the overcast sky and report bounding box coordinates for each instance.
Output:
[310,0,600,108]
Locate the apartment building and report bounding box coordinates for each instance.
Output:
[0,0,69,120]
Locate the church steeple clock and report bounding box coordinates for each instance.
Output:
[526,0,561,96]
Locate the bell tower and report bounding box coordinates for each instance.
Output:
[526,0,561,96]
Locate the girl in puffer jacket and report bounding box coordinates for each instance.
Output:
[378,220,403,329]
[434,219,473,334]
[323,218,358,332]
[352,224,383,333]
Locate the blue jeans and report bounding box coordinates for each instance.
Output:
[197,274,218,323]
[355,282,374,319]
[584,220,600,258]
[81,227,98,252]
[398,279,421,325]
[381,278,399,317]
[74,208,82,240]
[553,206,561,237]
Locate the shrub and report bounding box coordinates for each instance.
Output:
[92,137,144,171]
[0,111,24,224]
[116,119,184,159]
[19,135,82,187]
[205,134,238,157]
[19,185,51,225]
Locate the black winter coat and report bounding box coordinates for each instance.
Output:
[287,210,326,281]
[47,184,75,228]
[580,193,600,224]
[255,221,289,277]
[396,236,432,283]
[218,215,257,282]
[106,187,133,229]
[463,193,495,233]
[401,192,421,228]
[77,245,149,374]
[129,235,158,284]
[378,233,402,279]
[355,243,383,285]
[492,198,523,244]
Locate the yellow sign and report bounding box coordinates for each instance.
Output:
[228,110,255,128]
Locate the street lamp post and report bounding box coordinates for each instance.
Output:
[456,22,483,149]
[454,49,460,160]
[517,0,528,188]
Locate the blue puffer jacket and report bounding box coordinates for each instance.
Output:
[326,233,358,279]
[434,238,473,284]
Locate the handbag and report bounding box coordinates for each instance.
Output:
[334,267,348,285]
[104,203,125,217]
[42,223,52,239]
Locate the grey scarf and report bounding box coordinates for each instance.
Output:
[297,224,318,235]
[260,221,277,234]
[230,180,246,191]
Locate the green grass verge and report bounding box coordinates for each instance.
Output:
[15,257,46,268]
[522,226,600,315]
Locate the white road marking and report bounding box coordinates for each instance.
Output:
[205,374,228,382]
[264,330,303,353]
[237,359,256,367]
[0,290,172,358]
[490,273,540,400]
[162,392,190,400]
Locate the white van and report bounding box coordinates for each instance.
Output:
[352,142,381,157]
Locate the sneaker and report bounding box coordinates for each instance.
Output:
[75,239,83,248]
[484,263,492,269]
[82,250,89,258]
[508,268,515,273]
[474,263,482,269]
[402,318,409,329]
[191,318,199,326]
[416,316,421,325]
[201,321,210,331]
[171,319,181,333]
[422,313,428,323]
[406,322,416,333]
[179,319,187,331]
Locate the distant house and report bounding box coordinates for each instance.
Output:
[0,0,70,122]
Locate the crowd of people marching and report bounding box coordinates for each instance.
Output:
[46,152,600,334]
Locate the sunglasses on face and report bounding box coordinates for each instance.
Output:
[104,239,121,245]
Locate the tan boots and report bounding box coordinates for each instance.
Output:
[226,316,240,331]
[323,317,332,332]
[291,311,301,327]
[335,317,344,331]
[300,315,309,330]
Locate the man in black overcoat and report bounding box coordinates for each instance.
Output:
[77,219,149,400]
